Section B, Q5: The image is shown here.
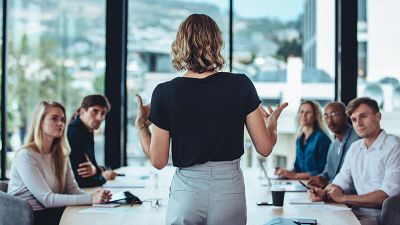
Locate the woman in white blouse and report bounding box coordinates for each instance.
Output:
[8,101,111,225]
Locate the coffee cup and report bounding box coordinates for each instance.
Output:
[271,186,285,207]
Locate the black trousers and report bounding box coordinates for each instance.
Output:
[34,207,65,225]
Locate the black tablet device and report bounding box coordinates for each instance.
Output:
[109,191,142,204]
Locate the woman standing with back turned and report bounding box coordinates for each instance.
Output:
[135,14,288,225]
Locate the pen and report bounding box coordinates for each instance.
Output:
[298,180,310,190]
[298,180,315,194]
[257,201,274,206]
[105,165,125,176]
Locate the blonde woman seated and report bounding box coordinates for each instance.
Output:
[275,100,331,179]
[8,101,111,225]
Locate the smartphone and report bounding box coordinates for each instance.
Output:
[256,202,273,206]
[293,218,317,225]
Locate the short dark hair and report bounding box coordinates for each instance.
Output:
[73,95,111,119]
[324,102,347,115]
[346,97,379,116]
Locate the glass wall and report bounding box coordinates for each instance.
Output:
[0,0,3,177]
[3,0,393,177]
[5,0,106,174]
[126,0,336,173]
[233,0,335,172]
[126,0,229,165]
[357,0,400,137]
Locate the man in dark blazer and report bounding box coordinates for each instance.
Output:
[68,95,117,187]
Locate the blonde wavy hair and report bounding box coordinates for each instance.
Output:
[23,101,70,193]
[172,14,225,73]
[297,100,330,137]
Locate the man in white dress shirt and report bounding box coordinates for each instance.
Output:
[310,97,400,225]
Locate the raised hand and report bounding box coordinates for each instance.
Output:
[135,94,152,129]
[259,103,289,120]
[259,102,289,131]
[258,102,288,145]
[77,154,97,178]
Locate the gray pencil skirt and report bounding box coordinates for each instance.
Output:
[166,159,246,225]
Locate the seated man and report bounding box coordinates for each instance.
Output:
[308,102,359,188]
[68,95,117,187]
[311,97,400,225]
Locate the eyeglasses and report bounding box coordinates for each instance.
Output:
[131,198,161,208]
[323,111,343,119]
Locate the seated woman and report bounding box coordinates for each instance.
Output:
[7,101,111,225]
[275,100,331,179]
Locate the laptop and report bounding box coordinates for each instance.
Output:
[258,158,308,192]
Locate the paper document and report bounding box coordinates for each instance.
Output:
[295,204,351,211]
[289,198,325,204]
[79,207,132,214]
[92,203,120,208]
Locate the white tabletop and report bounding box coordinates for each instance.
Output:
[59,166,360,225]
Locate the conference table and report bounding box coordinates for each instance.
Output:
[60,165,361,225]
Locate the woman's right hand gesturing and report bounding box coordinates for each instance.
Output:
[245,102,289,157]
[259,102,289,136]
[91,189,112,204]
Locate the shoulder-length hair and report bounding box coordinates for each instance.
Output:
[171,14,225,73]
[297,100,330,137]
[23,101,70,193]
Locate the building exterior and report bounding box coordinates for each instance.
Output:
[302,0,400,114]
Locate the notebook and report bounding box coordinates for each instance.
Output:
[278,182,308,192]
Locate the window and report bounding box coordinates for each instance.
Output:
[0,0,3,177]
[233,0,335,172]
[6,0,106,174]
[357,0,400,136]
[126,0,229,165]
[358,0,367,22]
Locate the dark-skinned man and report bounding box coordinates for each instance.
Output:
[307,102,359,188]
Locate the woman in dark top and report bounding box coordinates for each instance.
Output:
[135,14,287,225]
[275,100,331,179]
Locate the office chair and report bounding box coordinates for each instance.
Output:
[0,180,8,192]
[381,195,400,225]
[0,181,34,225]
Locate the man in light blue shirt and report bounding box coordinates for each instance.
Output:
[308,102,359,188]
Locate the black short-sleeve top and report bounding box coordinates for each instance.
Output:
[148,72,261,167]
